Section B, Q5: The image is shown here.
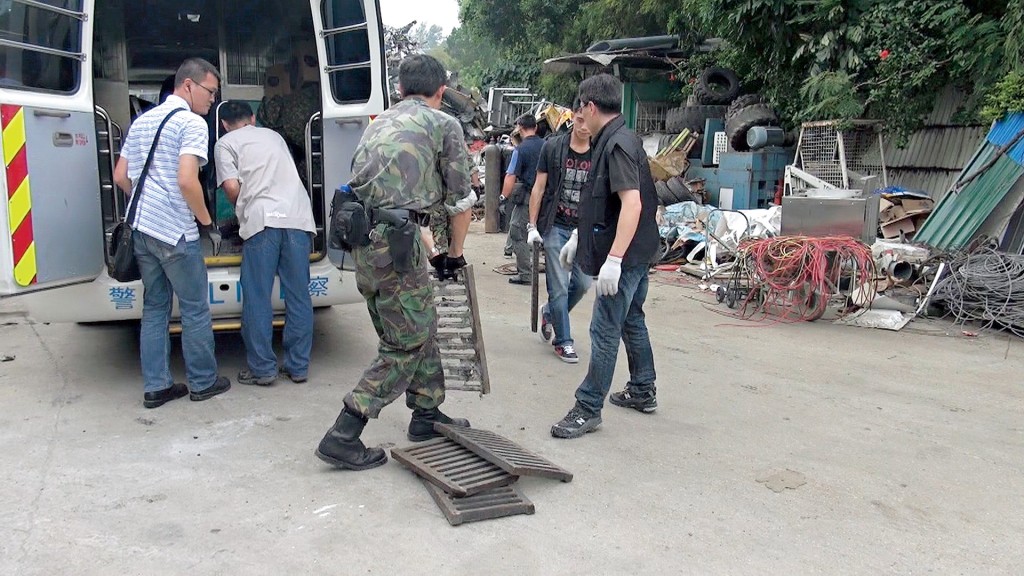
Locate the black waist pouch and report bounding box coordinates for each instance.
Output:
[329,187,371,251]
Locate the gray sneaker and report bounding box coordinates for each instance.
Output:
[237,368,278,387]
[550,406,602,439]
[609,385,657,413]
[279,367,308,383]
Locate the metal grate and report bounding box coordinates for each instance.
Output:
[391,437,517,497]
[421,480,535,526]
[221,0,307,86]
[797,123,843,187]
[433,266,489,393]
[435,424,573,482]
[793,121,887,191]
[635,99,673,134]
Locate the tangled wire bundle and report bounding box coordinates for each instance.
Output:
[932,245,1024,338]
[735,236,876,321]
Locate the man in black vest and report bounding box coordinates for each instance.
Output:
[526,110,593,364]
[501,114,545,285]
[550,74,661,439]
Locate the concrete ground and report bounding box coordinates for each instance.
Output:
[1,225,1023,575]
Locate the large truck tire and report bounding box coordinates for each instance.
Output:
[726,103,779,152]
[665,105,727,134]
[655,178,693,206]
[726,94,765,119]
[695,67,741,105]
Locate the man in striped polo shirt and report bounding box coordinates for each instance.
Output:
[114,58,231,408]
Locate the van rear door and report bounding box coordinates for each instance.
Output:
[310,0,387,236]
[0,0,102,296]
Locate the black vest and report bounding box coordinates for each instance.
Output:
[577,115,660,276]
[537,133,570,235]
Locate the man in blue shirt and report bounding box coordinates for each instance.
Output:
[501,114,545,285]
[113,58,231,408]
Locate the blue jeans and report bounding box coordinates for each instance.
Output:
[543,225,592,346]
[133,231,218,393]
[241,228,313,378]
[575,264,657,415]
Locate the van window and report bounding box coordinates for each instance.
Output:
[0,0,84,93]
[321,0,371,104]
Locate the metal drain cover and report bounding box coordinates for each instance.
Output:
[391,437,517,497]
[422,480,535,526]
[433,265,490,394]
[434,423,573,482]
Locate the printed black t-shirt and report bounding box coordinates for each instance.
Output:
[553,147,592,229]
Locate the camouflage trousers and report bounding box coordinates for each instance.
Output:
[344,224,446,418]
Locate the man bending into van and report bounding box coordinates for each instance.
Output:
[215,100,317,386]
[114,58,231,408]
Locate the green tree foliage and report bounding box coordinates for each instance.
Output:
[450,0,1023,140]
[411,23,446,51]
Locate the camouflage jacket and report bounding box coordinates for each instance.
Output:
[256,83,320,151]
[349,98,472,214]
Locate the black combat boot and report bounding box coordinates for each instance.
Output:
[407,407,471,442]
[315,409,388,471]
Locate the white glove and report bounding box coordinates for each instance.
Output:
[527,223,543,245]
[595,255,622,297]
[559,228,578,270]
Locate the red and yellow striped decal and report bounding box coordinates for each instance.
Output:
[1,104,36,286]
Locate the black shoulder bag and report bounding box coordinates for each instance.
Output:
[109,109,183,282]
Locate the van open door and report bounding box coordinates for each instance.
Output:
[0,0,102,296]
[310,0,388,241]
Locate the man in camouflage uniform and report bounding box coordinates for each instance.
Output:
[426,163,478,274]
[316,54,474,471]
[256,48,320,189]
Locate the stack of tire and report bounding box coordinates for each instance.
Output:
[724,94,781,152]
[662,67,741,161]
[657,67,742,206]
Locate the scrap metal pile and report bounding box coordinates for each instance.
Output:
[931,243,1024,337]
[718,236,876,322]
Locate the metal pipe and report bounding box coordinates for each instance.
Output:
[13,0,87,20]
[321,23,368,38]
[0,38,85,61]
[483,145,502,233]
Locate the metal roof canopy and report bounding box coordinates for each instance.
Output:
[542,38,724,75]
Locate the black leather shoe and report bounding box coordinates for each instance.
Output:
[190,376,231,402]
[508,277,530,285]
[143,383,189,409]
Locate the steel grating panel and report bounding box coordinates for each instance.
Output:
[433,265,490,394]
[422,480,535,526]
[391,437,517,497]
[435,424,573,482]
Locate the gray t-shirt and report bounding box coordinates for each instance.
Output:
[214,125,316,240]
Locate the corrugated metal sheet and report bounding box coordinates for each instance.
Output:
[986,112,1024,166]
[867,87,988,199]
[914,144,1024,249]
[883,126,987,170]
[924,86,972,126]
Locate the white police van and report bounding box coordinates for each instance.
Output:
[0,0,386,327]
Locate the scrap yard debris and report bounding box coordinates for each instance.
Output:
[931,243,1024,338]
[720,236,877,322]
